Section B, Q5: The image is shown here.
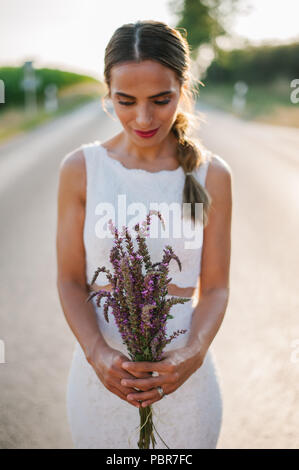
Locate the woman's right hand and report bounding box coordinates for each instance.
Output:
[88,337,152,408]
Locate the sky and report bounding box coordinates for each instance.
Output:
[0,0,298,80]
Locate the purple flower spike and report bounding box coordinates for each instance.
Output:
[85,209,190,449]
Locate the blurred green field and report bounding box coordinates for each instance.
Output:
[197,79,299,128]
[0,66,104,144]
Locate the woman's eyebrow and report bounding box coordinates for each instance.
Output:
[115,90,173,99]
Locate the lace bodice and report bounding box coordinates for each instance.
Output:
[81,141,212,293]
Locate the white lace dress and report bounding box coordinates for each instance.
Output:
[66,141,223,449]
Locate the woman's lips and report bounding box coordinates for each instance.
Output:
[134,127,159,138]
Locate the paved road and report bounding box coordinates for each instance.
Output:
[0,100,298,448]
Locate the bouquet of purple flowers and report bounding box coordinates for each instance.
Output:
[86,209,191,449]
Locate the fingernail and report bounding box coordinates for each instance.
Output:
[122,363,129,369]
[122,380,128,386]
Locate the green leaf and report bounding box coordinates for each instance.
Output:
[134,353,146,361]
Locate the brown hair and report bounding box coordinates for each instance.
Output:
[102,20,212,226]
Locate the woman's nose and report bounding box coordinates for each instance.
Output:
[135,105,152,128]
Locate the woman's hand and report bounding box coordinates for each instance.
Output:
[120,343,207,407]
[88,338,152,408]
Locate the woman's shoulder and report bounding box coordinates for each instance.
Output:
[60,144,86,171]
[199,145,231,180]
[200,147,232,199]
[59,145,86,204]
[199,145,231,175]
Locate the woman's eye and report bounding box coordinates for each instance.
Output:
[118,101,134,106]
[118,99,171,106]
[154,99,171,105]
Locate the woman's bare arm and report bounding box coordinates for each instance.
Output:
[56,148,109,362]
[185,155,232,359]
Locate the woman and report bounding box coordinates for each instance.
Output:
[56,20,232,449]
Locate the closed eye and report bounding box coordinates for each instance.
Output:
[155,99,171,105]
[118,101,133,106]
[118,99,171,106]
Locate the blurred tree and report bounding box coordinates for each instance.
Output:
[206,42,299,84]
[168,0,250,57]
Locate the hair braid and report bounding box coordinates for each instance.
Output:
[171,112,212,227]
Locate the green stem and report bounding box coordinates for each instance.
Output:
[138,405,156,449]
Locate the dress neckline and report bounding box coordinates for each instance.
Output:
[97,142,183,176]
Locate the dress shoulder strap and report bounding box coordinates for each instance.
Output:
[80,140,100,162]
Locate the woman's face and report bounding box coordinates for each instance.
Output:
[109,60,182,145]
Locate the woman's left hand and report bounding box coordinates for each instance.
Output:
[120,342,207,407]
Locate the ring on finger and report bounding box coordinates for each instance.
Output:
[156,386,165,398]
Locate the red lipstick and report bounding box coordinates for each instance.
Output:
[134,127,159,138]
